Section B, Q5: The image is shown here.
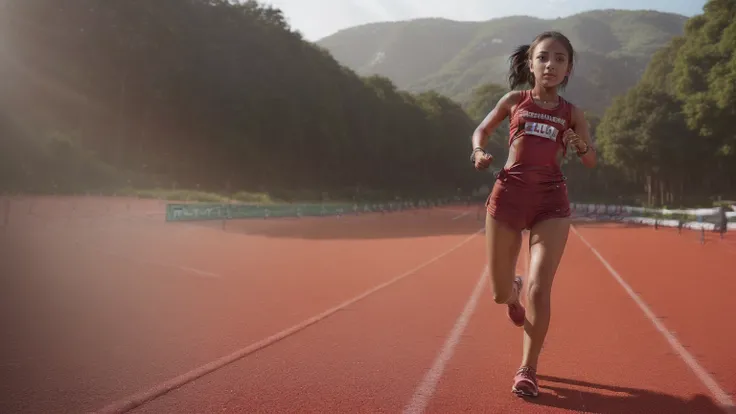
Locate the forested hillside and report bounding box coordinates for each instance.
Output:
[594,0,736,206]
[0,0,485,200]
[1,0,732,207]
[317,10,688,115]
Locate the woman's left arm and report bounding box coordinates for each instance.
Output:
[571,106,597,168]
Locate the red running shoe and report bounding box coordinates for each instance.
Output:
[507,276,525,327]
[512,366,539,397]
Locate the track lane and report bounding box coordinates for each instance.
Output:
[3,197,733,414]
[124,236,489,413]
[0,208,485,414]
[573,223,736,402]
[426,229,727,413]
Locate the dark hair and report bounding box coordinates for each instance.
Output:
[507,31,575,90]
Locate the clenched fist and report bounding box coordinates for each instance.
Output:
[562,129,587,153]
[473,148,493,170]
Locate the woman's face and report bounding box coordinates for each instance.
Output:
[529,38,571,88]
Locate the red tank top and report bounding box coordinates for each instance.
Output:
[504,90,574,184]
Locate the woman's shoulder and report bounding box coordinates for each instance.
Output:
[562,98,585,126]
[499,90,528,112]
[559,94,576,109]
[509,89,528,101]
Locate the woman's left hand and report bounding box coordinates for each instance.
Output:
[563,129,587,152]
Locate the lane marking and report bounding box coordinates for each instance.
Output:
[451,211,470,221]
[404,266,488,414]
[571,225,735,413]
[93,228,484,414]
[439,208,471,215]
[74,239,222,279]
[103,249,222,279]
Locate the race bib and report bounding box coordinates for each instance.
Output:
[524,122,559,141]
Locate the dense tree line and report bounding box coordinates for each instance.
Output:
[1,0,732,207]
[0,0,486,200]
[594,0,735,206]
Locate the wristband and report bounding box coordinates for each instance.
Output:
[576,144,589,156]
[471,147,486,163]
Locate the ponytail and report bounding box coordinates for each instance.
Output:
[508,44,532,90]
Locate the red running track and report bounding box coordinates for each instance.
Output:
[0,197,734,413]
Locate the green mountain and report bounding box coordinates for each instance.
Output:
[317,10,688,114]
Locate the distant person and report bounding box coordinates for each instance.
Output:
[470,31,597,398]
[716,205,727,235]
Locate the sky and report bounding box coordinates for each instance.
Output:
[261,0,708,41]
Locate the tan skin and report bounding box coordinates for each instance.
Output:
[471,38,596,371]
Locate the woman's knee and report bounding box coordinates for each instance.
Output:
[488,255,519,304]
[492,284,514,304]
[485,213,523,305]
[526,280,552,305]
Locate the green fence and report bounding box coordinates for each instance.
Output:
[165,199,457,222]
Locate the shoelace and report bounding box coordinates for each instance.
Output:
[516,366,537,382]
[508,278,522,306]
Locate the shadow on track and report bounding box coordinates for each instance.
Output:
[524,375,728,414]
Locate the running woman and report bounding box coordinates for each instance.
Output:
[470,31,597,397]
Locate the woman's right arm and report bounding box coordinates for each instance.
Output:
[471,91,520,151]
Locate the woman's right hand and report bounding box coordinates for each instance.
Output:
[473,149,493,170]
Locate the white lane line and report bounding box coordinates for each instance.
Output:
[93,228,484,414]
[74,239,222,279]
[571,225,735,413]
[103,249,222,279]
[404,266,488,414]
[451,211,470,221]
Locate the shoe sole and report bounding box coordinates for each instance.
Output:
[511,386,538,398]
[507,304,525,327]
[507,276,525,327]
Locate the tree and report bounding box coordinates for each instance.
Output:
[592,0,736,206]
[0,0,482,199]
[668,0,736,187]
[596,84,696,205]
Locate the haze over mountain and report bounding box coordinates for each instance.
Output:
[317,9,688,114]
